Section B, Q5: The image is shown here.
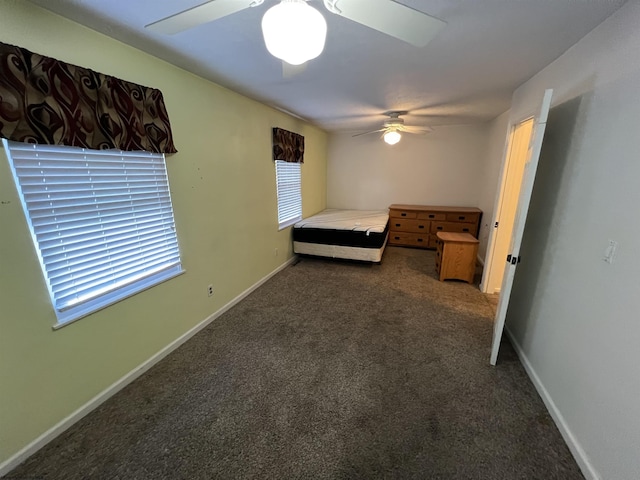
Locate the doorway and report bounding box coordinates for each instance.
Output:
[480,117,535,294]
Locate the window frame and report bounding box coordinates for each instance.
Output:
[3,139,184,328]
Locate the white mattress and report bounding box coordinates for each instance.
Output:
[293,209,389,234]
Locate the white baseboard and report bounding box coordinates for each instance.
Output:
[0,256,297,477]
[504,326,600,480]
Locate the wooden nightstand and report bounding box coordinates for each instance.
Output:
[435,232,479,283]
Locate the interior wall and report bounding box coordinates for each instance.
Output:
[327,125,490,211]
[503,2,640,479]
[0,1,327,467]
[475,110,510,260]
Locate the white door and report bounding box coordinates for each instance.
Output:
[490,89,553,366]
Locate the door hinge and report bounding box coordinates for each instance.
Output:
[494,221,499,228]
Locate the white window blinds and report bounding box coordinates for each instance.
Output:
[275,160,302,229]
[4,140,183,326]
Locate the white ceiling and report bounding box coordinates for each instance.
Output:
[29,0,626,133]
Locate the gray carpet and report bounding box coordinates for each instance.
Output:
[5,247,583,479]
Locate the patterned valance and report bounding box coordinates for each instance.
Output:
[272,127,304,163]
[0,42,177,154]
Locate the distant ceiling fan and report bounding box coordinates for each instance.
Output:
[146,0,445,65]
[353,112,433,145]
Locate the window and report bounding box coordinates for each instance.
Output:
[4,139,183,327]
[275,160,302,229]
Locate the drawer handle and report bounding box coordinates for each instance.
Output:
[395,223,401,227]
[401,213,407,217]
[463,228,469,232]
[437,226,443,230]
[459,216,466,220]
[394,236,400,240]
[417,238,423,242]
[418,225,424,229]
[429,214,435,218]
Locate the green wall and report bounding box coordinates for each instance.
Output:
[0,0,327,465]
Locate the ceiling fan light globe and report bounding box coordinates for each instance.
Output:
[384,130,402,145]
[261,1,327,66]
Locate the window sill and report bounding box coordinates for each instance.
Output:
[278,216,302,231]
[52,266,185,330]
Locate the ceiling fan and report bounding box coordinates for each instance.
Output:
[352,112,433,145]
[146,0,445,65]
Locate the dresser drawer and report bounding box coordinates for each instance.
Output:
[390,218,430,233]
[389,208,417,219]
[446,212,480,224]
[417,211,446,221]
[388,232,429,247]
[431,221,476,235]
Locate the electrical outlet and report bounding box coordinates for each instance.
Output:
[207,284,214,297]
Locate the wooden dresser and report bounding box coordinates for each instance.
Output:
[388,204,482,249]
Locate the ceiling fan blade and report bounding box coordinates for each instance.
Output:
[400,125,434,134]
[282,61,308,79]
[146,0,252,35]
[330,0,445,47]
[352,128,386,137]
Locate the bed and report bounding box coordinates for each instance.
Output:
[293,209,389,262]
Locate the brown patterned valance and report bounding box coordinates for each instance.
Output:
[272,127,304,163]
[0,42,177,153]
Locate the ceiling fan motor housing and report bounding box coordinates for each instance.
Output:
[383,117,404,128]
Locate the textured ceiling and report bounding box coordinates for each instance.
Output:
[29,0,626,133]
